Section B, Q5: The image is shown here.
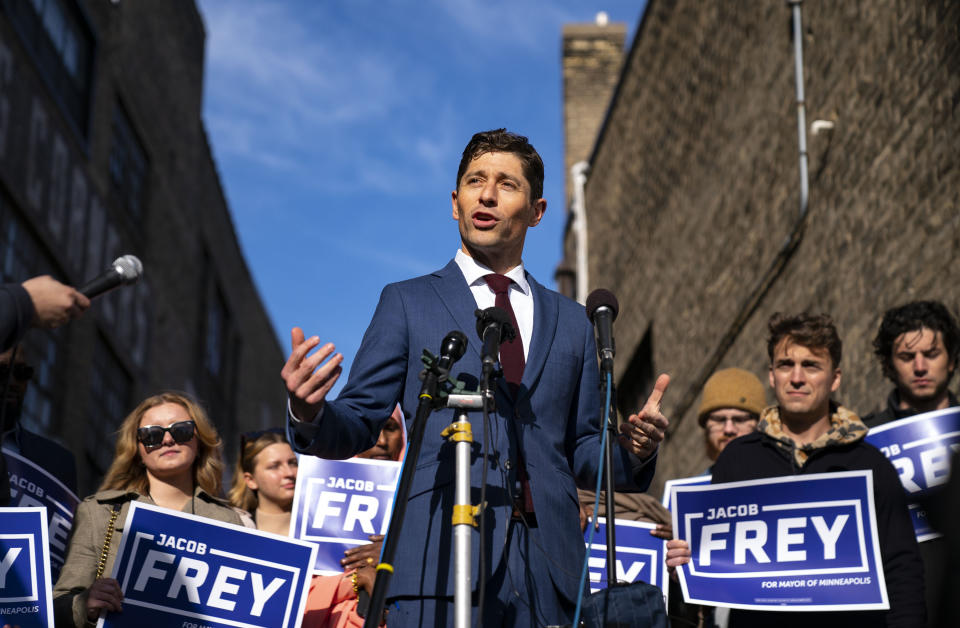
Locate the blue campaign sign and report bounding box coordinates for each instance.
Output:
[0,507,54,627]
[662,474,711,510]
[3,448,79,582]
[865,406,960,541]
[672,471,888,612]
[584,518,666,596]
[291,456,401,574]
[99,502,317,628]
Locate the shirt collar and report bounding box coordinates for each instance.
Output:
[454,249,530,295]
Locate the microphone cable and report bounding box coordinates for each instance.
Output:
[572,369,613,627]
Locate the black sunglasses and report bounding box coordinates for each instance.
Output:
[0,363,34,381]
[137,420,196,447]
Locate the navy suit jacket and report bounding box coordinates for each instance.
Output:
[289,260,655,601]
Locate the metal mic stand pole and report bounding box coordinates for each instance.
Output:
[442,391,486,628]
[364,359,444,628]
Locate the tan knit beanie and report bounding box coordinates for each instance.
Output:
[697,367,766,427]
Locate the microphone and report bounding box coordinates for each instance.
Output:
[80,255,143,298]
[586,289,619,375]
[475,307,515,370]
[436,330,468,378]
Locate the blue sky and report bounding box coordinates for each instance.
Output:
[196,0,647,394]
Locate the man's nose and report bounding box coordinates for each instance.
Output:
[479,179,497,204]
[789,365,805,385]
[913,355,928,373]
[722,420,739,435]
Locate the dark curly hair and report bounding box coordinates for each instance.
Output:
[456,129,544,201]
[767,312,842,368]
[872,301,960,383]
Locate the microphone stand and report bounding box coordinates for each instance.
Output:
[364,349,448,627]
[364,344,483,628]
[601,374,618,588]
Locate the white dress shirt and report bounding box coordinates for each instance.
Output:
[454,249,533,360]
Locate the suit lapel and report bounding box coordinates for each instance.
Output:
[429,260,483,361]
[518,274,558,404]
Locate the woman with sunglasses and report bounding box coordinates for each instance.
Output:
[52,392,244,627]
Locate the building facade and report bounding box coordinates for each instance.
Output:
[560,0,960,492]
[0,0,285,495]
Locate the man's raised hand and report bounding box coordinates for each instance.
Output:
[619,373,670,458]
[281,327,343,422]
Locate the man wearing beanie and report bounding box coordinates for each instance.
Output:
[667,312,924,627]
[698,367,766,471]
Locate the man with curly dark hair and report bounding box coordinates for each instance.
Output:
[864,300,959,427]
[864,300,959,627]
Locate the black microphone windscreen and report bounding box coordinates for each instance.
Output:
[474,306,511,338]
[586,289,619,322]
[440,330,468,362]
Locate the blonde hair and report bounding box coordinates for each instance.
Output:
[99,392,226,496]
[227,430,288,512]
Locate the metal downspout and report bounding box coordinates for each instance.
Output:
[571,160,590,304]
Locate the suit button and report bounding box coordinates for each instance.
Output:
[504,460,512,470]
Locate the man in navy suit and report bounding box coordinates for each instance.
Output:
[283,129,669,626]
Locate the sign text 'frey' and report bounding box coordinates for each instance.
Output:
[127,533,288,618]
[696,507,852,568]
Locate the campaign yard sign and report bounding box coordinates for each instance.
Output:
[0,507,54,628]
[3,448,80,582]
[99,502,317,628]
[672,471,888,612]
[865,406,960,542]
[661,474,711,510]
[584,518,666,597]
[291,456,401,574]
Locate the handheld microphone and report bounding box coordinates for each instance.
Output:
[586,289,619,375]
[474,306,515,370]
[436,330,468,377]
[81,255,143,298]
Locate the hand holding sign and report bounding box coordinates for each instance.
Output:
[341,535,383,571]
[619,374,670,458]
[85,577,123,622]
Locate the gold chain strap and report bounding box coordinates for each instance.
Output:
[95,505,121,579]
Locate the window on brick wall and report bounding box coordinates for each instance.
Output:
[108,102,148,221]
[84,335,132,477]
[617,327,654,423]
[0,195,67,437]
[2,0,95,137]
[204,283,229,378]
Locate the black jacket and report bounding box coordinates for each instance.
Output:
[864,391,957,627]
[863,389,959,428]
[712,431,926,628]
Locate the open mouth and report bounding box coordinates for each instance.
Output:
[472,211,497,229]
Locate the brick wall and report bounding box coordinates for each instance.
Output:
[562,0,960,495]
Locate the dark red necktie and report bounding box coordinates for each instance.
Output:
[483,273,534,516]
[483,274,525,390]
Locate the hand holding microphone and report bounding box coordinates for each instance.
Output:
[21,275,90,329]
